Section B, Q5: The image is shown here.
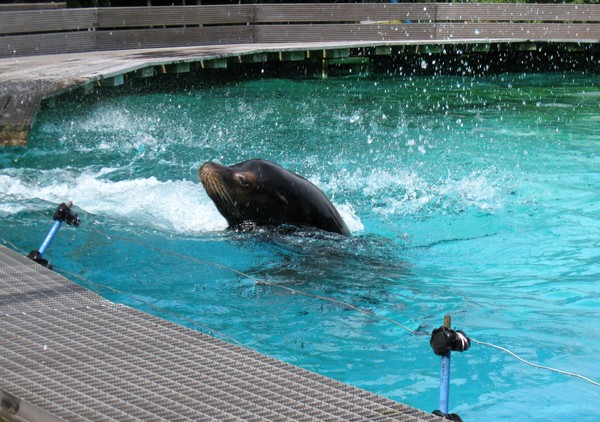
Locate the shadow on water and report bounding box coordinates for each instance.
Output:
[218,226,419,310]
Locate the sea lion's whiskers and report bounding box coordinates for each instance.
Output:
[215,184,242,219]
[204,175,242,220]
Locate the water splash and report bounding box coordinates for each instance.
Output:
[0,168,225,233]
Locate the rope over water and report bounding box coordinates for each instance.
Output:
[1,190,600,390]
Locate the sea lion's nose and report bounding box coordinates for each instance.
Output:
[199,161,215,176]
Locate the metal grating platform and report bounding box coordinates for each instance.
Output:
[0,246,439,421]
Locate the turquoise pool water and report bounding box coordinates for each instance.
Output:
[1,72,599,420]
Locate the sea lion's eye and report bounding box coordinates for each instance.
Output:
[236,174,250,187]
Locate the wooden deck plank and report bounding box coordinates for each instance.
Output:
[255,23,436,43]
[0,3,66,11]
[96,27,254,51]
[0,9,96,35]
[437,3,600,22]
[97,5,254,28]
[254,3,436,23]
[0,32,96,57]
[437,22,600,42]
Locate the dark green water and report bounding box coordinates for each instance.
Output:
[1,72,599,420]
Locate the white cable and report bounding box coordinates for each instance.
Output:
[470,338,600,387]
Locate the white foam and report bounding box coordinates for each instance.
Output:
[312,166,504,219]
[336,202,364,233]
[0,175,31,214]
[0,168,227,233]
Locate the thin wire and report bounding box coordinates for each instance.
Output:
[470,338,600,387]
[90,228,427,337]
[255,280,429,337]
[57,266,245,347]
[84,231,428,336]
[0,191,50,219]
[1,238,27,255]
[2,190,600,388]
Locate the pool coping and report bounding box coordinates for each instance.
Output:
[2,38,584,146]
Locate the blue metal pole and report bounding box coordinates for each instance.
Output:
[38,220,63,256]
[439,314,452,414]
[439,351,451,414]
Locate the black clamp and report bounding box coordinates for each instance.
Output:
[433,410,464,421]
[26,249,49,268]
[54,202,80,227]
[430,322,469,421]
[430,326,470,356]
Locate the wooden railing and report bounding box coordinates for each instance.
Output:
[0,2,66,11]
[435,3,600,41]
[1,3,599,57]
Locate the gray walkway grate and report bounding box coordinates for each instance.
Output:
[0,246,439,421]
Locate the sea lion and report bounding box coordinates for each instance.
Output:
[199,159,351,236]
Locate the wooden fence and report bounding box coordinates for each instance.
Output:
[1,3,599,57]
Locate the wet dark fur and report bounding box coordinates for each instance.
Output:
[199,159,350,236]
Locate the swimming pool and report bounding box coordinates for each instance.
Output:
[1,71,599,420]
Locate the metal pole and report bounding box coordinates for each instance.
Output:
[439,314,452,414]
[27,201,79,268]
[37,220,63,257]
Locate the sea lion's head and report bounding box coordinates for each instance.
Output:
[199,160,289,229]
